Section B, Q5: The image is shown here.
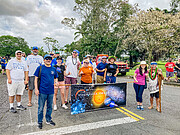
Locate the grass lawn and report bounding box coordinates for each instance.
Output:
[126,61,175,78]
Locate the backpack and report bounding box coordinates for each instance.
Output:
[38,66,42,89]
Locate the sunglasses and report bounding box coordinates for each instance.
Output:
[73,52,77,54]
[45,57,52,60]
[84,62,89,64]
[16,53,22,55]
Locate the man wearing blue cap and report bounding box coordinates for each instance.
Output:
[65,49,80,104]
[27,46,44,107]
[96,56,107,83]
[34,54,58,129]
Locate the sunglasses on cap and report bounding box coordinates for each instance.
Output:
[84,62,89,64]
[45,57,52,60]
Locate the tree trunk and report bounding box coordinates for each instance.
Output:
[129,52,133,67]
[148,49,153,65]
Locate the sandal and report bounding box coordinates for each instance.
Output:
[27,102,32,107]
[148,106,153,109]
[156,107,160,112]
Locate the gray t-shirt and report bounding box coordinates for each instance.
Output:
[27,55,44,76]
[65,56,80,78]
[6,58,28,81]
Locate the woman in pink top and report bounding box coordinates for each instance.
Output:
[133,61,148,111]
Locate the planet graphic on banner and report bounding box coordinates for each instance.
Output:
[109,101,118,108]
[104,97,111,106]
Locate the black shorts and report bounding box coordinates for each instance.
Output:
[1,65,5,69]
[150,92,159,98]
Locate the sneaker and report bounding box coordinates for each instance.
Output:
[137,105,140,110]
[140,105,144,111]
[10,107,17,113]
[38,123,43,129]
[54,105,57,111]
[17,105,27,110]
[46,120,56,126]
[3,73,6,75]
[62,104,68,109]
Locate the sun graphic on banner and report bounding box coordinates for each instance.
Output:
[92,89,106,108]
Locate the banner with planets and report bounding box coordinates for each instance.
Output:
[71,83,127,115]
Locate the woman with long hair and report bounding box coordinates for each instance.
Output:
[133,61,148,111]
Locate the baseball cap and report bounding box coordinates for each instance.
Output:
[140,61,147,65]
[150,62,157,65]
[102,56,107,59]
[15,50,22,54]
[73,50,80,56]
[32,46,38,50]
[44,54,52,59]
[86,54,91,57]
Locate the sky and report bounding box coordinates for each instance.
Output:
[0,0,171,51]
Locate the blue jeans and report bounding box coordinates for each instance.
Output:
[106,76,116,83]
[38,93,54,123]
[133,83,145,103]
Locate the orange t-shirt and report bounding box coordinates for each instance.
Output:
[79,66,94,83]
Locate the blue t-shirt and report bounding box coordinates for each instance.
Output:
[1,59,6,66]
[51,58,64,66]
[51,58,57,66]
[34,65,58,94]
[96,62,107,76]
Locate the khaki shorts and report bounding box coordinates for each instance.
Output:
[7,80,25,96]
[97,75,104,83]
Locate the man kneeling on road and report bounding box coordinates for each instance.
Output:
[6,50,28,113]
[34,54,58,129]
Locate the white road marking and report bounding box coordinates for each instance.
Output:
[21,117,137,135]
[18,122,38,127]
[29,108,34,132]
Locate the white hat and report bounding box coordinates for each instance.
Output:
[140,61,146,65]
[86,54,91,57]
[15,50,22,54]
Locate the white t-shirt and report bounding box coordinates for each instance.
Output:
[6,58,28,82]
[27,55,44,76]
[65,56,80,78]
[21,57,26,61]
[92,62,97,73]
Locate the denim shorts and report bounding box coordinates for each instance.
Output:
[166,71,174,77]
[150,92,159,98]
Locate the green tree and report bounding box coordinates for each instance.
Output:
[62,0,135,56]
[170,0,180,14]
[43,37,59,53]
[0,35,31,58]
[123,10,180,64]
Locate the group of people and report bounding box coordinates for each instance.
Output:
[133,59,180,112]
[165,58,180,82]
[4,46,180,129]
[5,47,119,129]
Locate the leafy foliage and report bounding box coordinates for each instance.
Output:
[0,35,31,57]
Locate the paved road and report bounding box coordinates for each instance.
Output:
[0,75,180,135]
